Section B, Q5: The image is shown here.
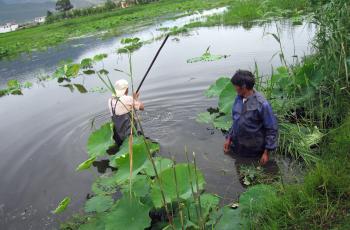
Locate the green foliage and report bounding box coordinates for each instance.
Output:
[0,79,34,97]
[118,37,143,53]
[187,47,229,63]
[218,82,236,115]
[151,163,205,208]
[84,195,114,213]
[215,206,247,229]
[204,77,231,98]
[55,0,73,12]
[92,173,119,195]
[76,156,96,171]
[86,122,114,158]
[53,197,71,214]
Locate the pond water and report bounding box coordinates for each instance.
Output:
[0,13,314,229]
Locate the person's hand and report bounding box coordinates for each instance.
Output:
[224,139,231,154]
[259,150,269,165]
[133,92,140,100]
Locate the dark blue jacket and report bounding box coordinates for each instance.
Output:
[227,91,278,156]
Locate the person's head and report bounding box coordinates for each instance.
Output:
[114,79,129,97]
[231,70,255,96]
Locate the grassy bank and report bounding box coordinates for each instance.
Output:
[0,0,234,60]
[0,0,311,60]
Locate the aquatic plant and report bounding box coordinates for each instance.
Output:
[187,46,229,63]
[117,37,143,54]
[0,79,33,97]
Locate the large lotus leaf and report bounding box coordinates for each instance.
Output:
[92,172,119,195]
[84,195,114,213]
[52,197,70,214]
[87,122,114,158]
[109,136,159,168]
[215,207,247,230]
[187,52,229,63]
[196,112,216,124]
[213,115,232,131]
[218,83,236,115]
[79,216,105,230]
[186,193,220,223]
[104,195,151,230]
[205,77,231,98]
[113,140,150,184]
[151,163,206,208]
[142,157,173,177]
[120,175,151,197]
[239,184,276,215]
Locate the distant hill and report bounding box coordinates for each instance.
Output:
[0,0,106,24]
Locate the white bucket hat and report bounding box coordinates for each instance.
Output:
[114,79,128,97]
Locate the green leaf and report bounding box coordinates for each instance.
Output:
[142,157,173,177]
[113,139,150,184]
[83,70,96,75]
[22,81,33,88]
[196,112,216,124]
[84,195,114,213]
[93,54,108,62]
[239,184,277,215]
[7,79,20,88]
[151,163,206,208]
[213,115,232,131]
[87,122,114,158]
[65,64,80,78]
[76,156,96,171]
[52,197,70,214]
[74,84,88,93]
[205,77,231,98]
[215,206,247,230]
[80,58,93,69]
[92,173,118,195]
[120,175,151,197]
[109,136,159,168]
[78,216,105,230]
[218,83,236,115]
[104,195,151,230]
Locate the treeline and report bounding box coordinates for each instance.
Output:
[46,0,159,23]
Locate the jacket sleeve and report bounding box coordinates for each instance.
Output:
[261,102,278,151]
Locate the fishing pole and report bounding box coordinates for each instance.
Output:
[136,34,170,93]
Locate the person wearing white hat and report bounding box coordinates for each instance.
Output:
[108,79,144,145]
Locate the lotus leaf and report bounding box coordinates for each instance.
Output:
[151,163,205,208]
[84,195,114,213]
[86,122,114,158]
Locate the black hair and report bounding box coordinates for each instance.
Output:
[231,70,255,90]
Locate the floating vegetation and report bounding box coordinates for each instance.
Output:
[89,86,108,93]
[0,79,33,97]
[187,46,229,63]
[117,37,143,54]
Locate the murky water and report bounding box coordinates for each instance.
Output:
[0,14,315,229]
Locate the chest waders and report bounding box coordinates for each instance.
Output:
[110,99,137,146]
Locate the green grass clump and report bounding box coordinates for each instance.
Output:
[246,117,350,229]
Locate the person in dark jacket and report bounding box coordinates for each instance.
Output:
[223,70,278,165]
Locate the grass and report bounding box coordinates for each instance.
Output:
[0,0,235,59]
[186,0,309,28]
[0,0,311,60]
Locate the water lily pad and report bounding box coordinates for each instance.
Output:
[84,195,114,213]
[86,122,114,158]
[205,77,231,98]
[151,163,205,208]
[187,47,229,63]
[218,83,236,115]
[52,197,70,214]
[215,206,247,230]
[104,195,151,230]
